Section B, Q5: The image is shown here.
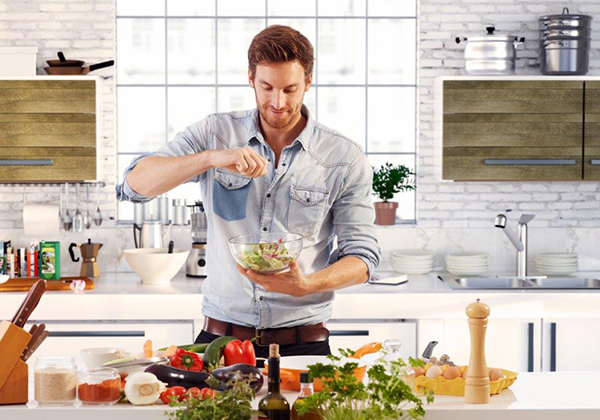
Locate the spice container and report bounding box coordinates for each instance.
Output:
[34,356,77,405]
[78,367,121,405]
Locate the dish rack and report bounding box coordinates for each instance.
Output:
[0,320,31,404]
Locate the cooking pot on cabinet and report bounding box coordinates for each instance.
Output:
[538,7,592,29]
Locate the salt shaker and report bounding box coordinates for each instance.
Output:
[465,298,491,404]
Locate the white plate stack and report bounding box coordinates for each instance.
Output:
[445,252,489,276]
[536,253,578,275]
[390,250,435,275]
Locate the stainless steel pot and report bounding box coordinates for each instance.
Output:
[456,25,525,75]
[543,39,591,50]
[540,47,589,75]
[539,7,592,29]
[540,28,591,40]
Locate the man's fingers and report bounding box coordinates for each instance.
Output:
[235,153,249,173]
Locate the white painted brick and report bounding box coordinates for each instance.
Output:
[548,202,573,210]
[574,202,600,210]
[443,220,469,228]
[531,193,560,201]
[39,3,65,12]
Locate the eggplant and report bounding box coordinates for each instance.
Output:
[212,363,264,393]
[145,364,211,389]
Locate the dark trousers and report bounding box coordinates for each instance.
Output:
[195,330,331,358]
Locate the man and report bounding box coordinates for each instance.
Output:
[117,25,381,357]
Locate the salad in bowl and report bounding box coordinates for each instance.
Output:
[229,233,303,274]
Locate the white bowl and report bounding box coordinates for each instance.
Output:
[80,347,126,368]
[123,248,190,285]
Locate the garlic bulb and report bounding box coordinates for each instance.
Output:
[124,372,167,405]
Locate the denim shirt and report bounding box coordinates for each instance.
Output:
[116,105,381,328]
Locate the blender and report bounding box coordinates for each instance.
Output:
[186,202,207,278]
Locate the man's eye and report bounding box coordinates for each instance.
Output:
[284,89,296,94]
[262,86,272,91]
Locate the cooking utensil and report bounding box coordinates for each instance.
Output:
[84,184,92,230]
[74,183,83,232]
[21,323,45,359]
[93,183,103,226]
[62,183,73,231]
[44,60,114,75]
[10,279,46,328]
[22,330,49,362]
[168,240,174,254]
[539,7,592,29]
[46,51,85,67]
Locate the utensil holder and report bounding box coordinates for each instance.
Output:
[0,320,31,404]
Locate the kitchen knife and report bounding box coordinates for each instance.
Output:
[22,330,49,362]
[21,324,43,360]
[11,279,46,328]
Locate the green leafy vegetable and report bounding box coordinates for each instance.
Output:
[238,239,295,273]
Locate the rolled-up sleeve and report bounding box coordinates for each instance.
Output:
[116,117,211,203]
[331,152,381,280]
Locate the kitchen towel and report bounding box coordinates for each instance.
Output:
[23,204,60,238]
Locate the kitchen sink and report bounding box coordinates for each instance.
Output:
[443,276,600,290]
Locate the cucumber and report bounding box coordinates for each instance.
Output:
[157,343,209,353]
[203,336,237,371]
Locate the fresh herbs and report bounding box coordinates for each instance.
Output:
[372,162,415,202]
[296,349,433,420]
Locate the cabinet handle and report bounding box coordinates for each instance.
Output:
[550,322,557,372]
[591,160,600,165]
[49,331,145,337]
[527,323,534,373]
[484,159,576,165]
[329,330,369,337]
[0,159,54,166]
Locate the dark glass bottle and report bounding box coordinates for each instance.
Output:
[258,344,290,420]
[291,372,320,420]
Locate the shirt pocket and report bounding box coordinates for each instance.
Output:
[213,168,252,222]
[285,185,330,237]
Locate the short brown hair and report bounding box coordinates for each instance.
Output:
[248,25,314,79]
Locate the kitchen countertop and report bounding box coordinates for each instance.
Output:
[1,371,598,420]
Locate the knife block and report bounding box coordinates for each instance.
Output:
[0,320,31,405]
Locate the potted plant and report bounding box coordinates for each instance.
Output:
[372,162,415,225]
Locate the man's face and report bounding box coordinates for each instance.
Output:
[249,61,312,129]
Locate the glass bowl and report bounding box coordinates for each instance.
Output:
[229,233,303,274]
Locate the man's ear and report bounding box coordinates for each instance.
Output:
[304,73,313,91]
[248,69,255,88]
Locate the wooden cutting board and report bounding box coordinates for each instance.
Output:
[0,277,94,292]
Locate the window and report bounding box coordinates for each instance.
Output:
[116,0,417,222]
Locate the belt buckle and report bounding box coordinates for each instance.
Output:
[254,328,268,347]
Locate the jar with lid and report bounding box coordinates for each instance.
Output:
[381,338,415,390]
[34,356,77,405]
[78,367,121,405]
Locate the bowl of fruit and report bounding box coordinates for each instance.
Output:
[229,233,303,274]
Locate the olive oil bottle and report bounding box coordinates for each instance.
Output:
[258,344,290,420]
[291,372,320,420]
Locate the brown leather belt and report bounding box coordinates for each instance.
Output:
[203,317,329,347]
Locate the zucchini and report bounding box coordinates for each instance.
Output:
[203,336,237,371]
[157,343,209,353]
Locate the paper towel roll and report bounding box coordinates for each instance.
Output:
[23,204,60,238]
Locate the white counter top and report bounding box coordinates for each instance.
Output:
[1,371,598,420]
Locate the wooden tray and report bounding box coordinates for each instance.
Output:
[0,277,94,292]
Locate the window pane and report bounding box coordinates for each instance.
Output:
[367,154,416,220]
[118,87,166,153]
[117,18,165,84]
[168,87,216,139]
[369,0,416,17]
[367,87,415,153]
[167,0,215,16]
[170,182,203,202]
[317,87,365,148]
[218,0,265,17]
[267,0,316,16]
[318,19,365,84]
[168,19,216,84]
[117,0,164,16]
[318,0,366,17]
[304,88,316,115]
[217,86,256,112]
[369,19,415,84]
[117,154,140,221]
[218,19,266,84]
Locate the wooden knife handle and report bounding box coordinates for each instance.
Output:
[22,330,49,362]
[11,279,46,328]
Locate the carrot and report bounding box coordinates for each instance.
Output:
[164,344,178,358]
[143,339,153,358]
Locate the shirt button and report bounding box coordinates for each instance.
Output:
[262,227,267,232]
[228,183,233,187]
[266,193,271,198]
[259,296,264,300]
[282,162,287,166]
[267,158,272,162]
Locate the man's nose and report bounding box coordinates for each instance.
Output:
[273,90,285,109]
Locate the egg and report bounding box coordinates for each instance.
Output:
[413,367,425,377]
[443,366,462,380]
[425,365,443,379]
[489,368,505,381]
[461,366,469,379]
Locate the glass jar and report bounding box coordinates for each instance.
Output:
[382,339,415,390]
[78,367,121,405]
[34,356,77,405]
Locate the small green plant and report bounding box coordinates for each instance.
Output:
[372,163,415,202]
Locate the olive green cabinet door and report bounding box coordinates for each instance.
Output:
[0,79,96,182]
[584,81,600,180]
[443,81,583,181]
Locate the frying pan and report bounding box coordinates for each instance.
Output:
[44,60,114,75]
[46,51,85,67]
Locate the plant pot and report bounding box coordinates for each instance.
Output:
[374,202,398,225]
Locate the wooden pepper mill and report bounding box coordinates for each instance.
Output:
[465,298,490,404]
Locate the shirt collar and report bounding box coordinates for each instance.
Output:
[247,104,314,151]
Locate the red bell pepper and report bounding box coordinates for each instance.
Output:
[223,339,256,366]
[170,348,204,371]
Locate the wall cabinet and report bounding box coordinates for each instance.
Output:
[584,82,600,180]
[0,77,98,182]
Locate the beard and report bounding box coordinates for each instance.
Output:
[255,92,304,130]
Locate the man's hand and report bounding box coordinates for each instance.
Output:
[209,147,268,178]
[236,262,316,297]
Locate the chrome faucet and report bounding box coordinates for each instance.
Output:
[494,213,535,278]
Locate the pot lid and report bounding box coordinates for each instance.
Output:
[465,25,520,42]
[539,7,592,22]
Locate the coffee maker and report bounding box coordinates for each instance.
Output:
[186,202,207,278]
[69,239,103,277]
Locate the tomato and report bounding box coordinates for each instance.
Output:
[200,387,217,400]
[183,387,201,400]
[160,386,187,403]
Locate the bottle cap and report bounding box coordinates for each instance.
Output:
[300,372,309,383]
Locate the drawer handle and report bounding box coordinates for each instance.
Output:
[329,330,369,337]
[484,159,576,165]
[591,160,600,165]
[0,159,54,166]
[49,331,145,337]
